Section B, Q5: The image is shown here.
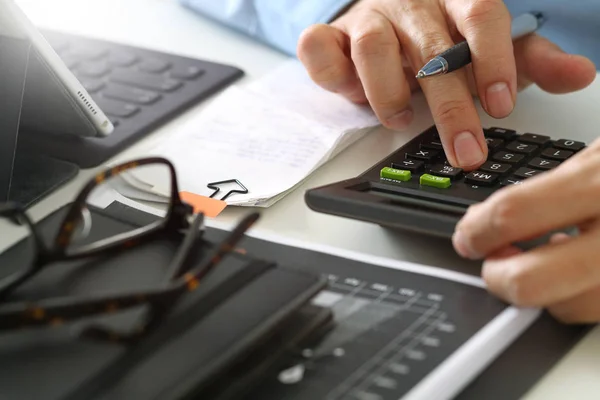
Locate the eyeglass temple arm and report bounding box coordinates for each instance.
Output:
[0,286,172,332]
[175,211,260,286]
[76,211,207,343]
[0,204,52,300]
[165,212,205,281]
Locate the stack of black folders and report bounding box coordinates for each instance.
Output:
[0,158,333,400]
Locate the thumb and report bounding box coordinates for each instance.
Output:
[513,34,597,94]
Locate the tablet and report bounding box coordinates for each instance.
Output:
[0,0,114,137]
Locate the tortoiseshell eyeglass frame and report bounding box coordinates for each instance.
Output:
[0,157,192,300]
[0,156,261,343]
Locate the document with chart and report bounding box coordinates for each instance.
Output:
[232,231,541,400]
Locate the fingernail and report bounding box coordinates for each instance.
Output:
[453,131,485,168]
[486,82,513,117]
[452,230,482,260]
[385,109,413,130]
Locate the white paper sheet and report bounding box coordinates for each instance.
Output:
[113,59,380,206]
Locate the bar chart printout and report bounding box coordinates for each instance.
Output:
[248,264,509,400]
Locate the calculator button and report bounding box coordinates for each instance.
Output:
[514,167,542,179]
[492,151,524,164]
[519,133,551,146]
[500,177,525,186]
[380,167,411,182]
[554,139,585,152]
[485,138,504,150]
[479,161,511,174]
[420,174,451,188]
[406,150,438,161]
[541,148,573,161]
[392,159,424,173]
[420,140,443,151]
[485,127,517,140]
[429,164,462,180]
[528,157,560,170]
[464,171,499,186]
[505,141,538,154]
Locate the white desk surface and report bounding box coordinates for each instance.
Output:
[4,0,600,398]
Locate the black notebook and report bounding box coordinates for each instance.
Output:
[0,201,590,400]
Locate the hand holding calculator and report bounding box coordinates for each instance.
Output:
[305,124,587,239]
[306,124,600,323]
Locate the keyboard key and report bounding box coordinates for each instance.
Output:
[519,133,551,146]
[505,141,538,154]
[60,55,80,69]
[138,58,171,73]
[406,149,438,162]
[429,164,462,179]
[492,151,524,164]
[107,52,139,67]
[541,148,574,161]
[391,159,424,173]
[420,174,451,189]
[464,171,498,186]
[48,37,70,53]
[170,65,205,80]
[554,139,585,152]
[94,98,140,118]
[485,138,504,150]
[380,167,411,182]
[76,62,111,78]
[485,127,517,140]
[514,167,542,179]
[110,70,183,92]
[68,48,108,60]
[500,177,525,186]
[528,157,559,170]
[102,83,162,105]
[81,79,105,93]
[479,161,511,174]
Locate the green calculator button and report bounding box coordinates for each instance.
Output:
[380,167,411,182]
[420,173,451,188]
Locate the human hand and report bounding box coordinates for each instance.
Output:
[296,0,596,170]
[452,141,600,323]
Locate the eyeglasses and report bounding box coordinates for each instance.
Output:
[0,157,259,343]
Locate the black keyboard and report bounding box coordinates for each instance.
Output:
[20,30,244,168]
[305,125,587,238]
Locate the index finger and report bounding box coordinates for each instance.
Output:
[446,0,517,119]
[387,2,488,170]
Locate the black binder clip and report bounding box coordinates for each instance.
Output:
[207,179,249,201]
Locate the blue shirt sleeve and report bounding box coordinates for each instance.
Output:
[179,0,357,57]
[503,0,600,69]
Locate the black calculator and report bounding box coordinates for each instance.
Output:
[304,125,586,238]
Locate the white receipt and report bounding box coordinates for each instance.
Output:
[122,59,380,206]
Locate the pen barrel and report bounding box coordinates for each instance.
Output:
[439,41,471,73]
